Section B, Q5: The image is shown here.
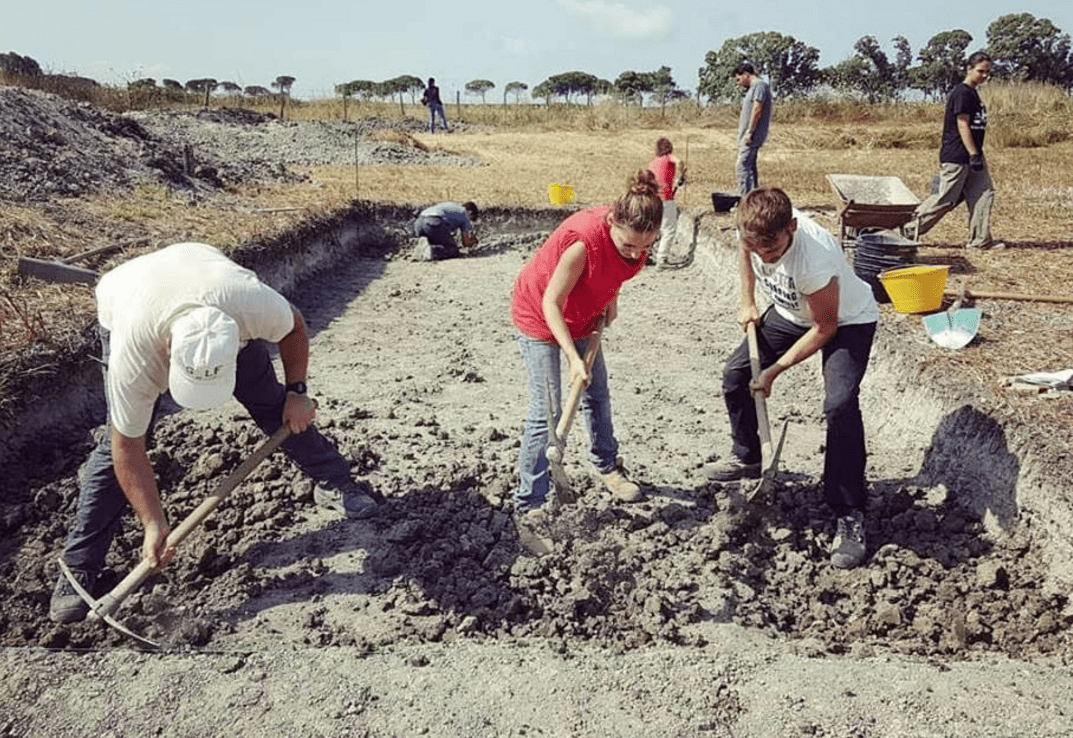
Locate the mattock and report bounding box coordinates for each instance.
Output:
[59,423,293,648]
[744,322,788,504]
[545,316,606,506]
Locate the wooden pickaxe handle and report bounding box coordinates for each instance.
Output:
[89,424,292,620]
[944,288,1073,304]
[746,322,774,463]
[554,315,606,445]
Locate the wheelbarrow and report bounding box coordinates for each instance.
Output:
[826,174,920,248]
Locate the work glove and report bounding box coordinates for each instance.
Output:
[969,153,984,171]
[676,174,687,187]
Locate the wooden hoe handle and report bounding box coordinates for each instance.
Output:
[90,424,292,619]
[555,315,607,444]
[746,322,773,461]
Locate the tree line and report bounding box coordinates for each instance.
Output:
[2,12,1068,113]
[329,13,1070,110]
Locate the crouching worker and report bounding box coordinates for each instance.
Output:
[413,201,479,260]
[705,188,879,569]
[509,170,662,514]
[50,242,379,624]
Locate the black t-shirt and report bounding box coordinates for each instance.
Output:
[422,84,442,107]
[939,83,987,165]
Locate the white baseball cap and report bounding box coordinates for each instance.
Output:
[168,306,239,410]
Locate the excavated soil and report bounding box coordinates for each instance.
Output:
[2,89,1073,737]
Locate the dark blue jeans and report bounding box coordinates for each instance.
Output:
[62,327,354,574]
[722,308,876,514]
[413,217,461,260]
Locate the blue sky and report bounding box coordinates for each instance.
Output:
[3,1,1070,99]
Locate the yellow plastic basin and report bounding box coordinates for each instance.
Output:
[547,184,575,204]
[879,264,949,313]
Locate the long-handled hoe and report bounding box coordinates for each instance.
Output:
[58,424,293,648]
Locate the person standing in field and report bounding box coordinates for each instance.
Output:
[647,137,687,268]
[906,51,1004,250]
[705,187,879,569]
[421,77,450,134]
[510,171,662,514]
[733,62,772,196]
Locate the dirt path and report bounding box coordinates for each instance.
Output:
[3,215,1073,737]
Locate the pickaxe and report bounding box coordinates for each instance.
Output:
[60,423,292,647]
[545,315,606,505]
[745,322,788,503]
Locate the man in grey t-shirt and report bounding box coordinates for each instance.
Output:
[413,201,479,260]
[734,62,772,196]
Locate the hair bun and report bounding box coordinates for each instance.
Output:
[629,169,658,197]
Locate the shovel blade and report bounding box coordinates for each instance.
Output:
[548,454,577,505]
[923,308,980,350]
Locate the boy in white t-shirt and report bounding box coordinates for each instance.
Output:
[705,188,879,569]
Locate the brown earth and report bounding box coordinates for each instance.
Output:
[2,88,1073,737]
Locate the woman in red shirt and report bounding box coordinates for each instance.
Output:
[510,170,662,513]
[647,137,686,267]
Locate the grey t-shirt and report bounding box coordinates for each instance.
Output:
[738,77,773,146]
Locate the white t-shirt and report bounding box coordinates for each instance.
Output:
[96,242,294,437]
[750,210,879,328]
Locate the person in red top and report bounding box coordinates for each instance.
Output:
[647,137,686,267]
[510,170,662,513]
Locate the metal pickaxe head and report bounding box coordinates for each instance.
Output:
[544,377,577,505]
[746,420,788,504]
[57,558,161,649]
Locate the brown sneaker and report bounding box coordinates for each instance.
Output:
[599,458,644,503]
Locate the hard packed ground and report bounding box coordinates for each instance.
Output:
[2,89,1073,737]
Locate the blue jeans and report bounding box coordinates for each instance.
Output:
[721,308,876,514]
[736,142,760,196]
[62,327,355,575]
[413,216,461,259]
[428,102,449,133]
[516,333,619,510]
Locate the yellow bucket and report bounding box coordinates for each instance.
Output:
[547,184,575,204]
[878,264,949,313]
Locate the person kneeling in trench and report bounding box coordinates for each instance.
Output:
[510,170,661,514]
[50,242,380,624]
[413,200,479,260]
[704,187,879,569]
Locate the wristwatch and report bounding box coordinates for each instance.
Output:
[285,381,307,395]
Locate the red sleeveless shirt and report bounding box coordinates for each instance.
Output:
[511,206,646,342]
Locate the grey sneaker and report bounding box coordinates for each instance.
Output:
[50,567,97,624]
[314,481,380,520]
[830,510,867,569]
[703,457,761,482]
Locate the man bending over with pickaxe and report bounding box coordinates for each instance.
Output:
[50,242,379,624]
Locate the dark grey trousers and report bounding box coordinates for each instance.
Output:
[62,327,353,574]
[722,308,876,514]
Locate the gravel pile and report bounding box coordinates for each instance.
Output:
[0,87,475,202]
